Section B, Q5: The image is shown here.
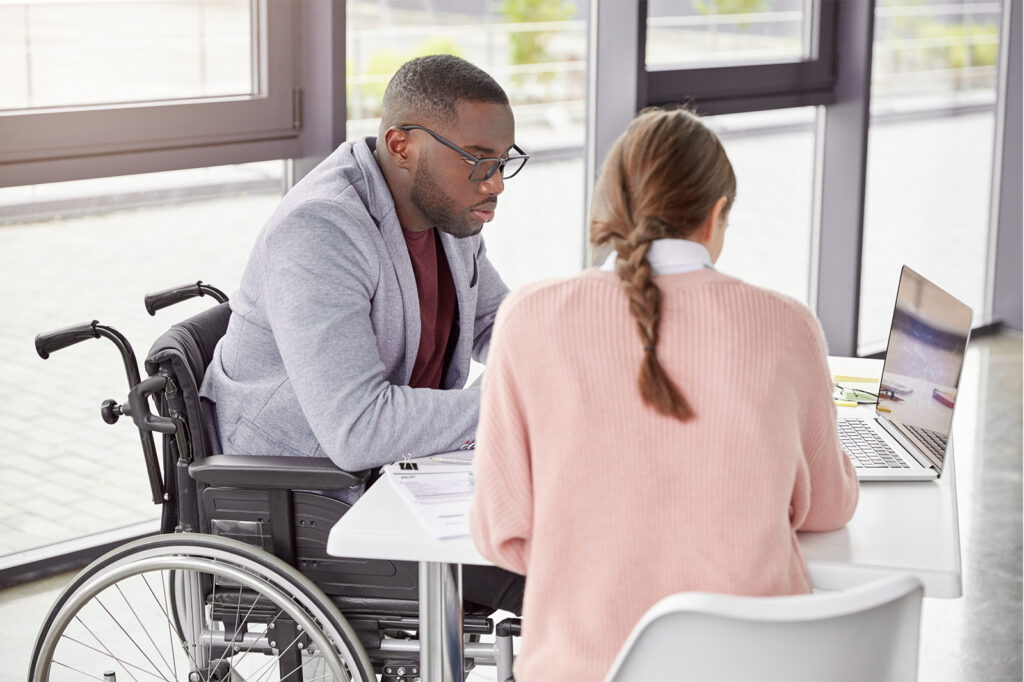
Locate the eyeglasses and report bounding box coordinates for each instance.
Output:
[398,125,529,181]
[834,384,878,405]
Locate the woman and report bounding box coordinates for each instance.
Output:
[469,108,859,681]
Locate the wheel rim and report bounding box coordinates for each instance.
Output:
[34,552,353,682]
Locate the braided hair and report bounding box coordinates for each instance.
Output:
[590,108,736,420]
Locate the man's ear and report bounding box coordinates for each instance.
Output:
[383,127,417,171]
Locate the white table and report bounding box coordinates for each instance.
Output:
[327,476,487,682]
[327,357,962,681]
[805,357,962,598]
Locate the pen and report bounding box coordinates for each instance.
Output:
[834,400,858,407]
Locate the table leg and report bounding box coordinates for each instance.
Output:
[419,561,464,681]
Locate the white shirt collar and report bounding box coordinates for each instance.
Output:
[599,238,715,275]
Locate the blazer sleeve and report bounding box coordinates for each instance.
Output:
[469,236,509,364]
[469,298,533,576]
[263,200,480,471]
[792,313,860,532]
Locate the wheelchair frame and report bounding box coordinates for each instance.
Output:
[30,281,518,682]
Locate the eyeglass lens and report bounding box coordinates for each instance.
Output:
[469,155,527,182]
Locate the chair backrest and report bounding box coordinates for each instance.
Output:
[604,574,924,682]
[145,302,231,459]
[144,302,231,531]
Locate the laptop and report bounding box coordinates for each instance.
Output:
[838,266,973,481]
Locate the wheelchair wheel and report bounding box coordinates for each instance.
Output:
[29,534,376,682]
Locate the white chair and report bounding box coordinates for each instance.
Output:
[604,573,924,682]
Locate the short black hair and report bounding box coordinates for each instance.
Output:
[380,55,509,131]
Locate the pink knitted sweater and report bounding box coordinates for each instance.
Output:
[469,268,859,682]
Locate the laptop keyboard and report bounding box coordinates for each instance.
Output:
[837,418,908,468]
[903,424,948,462]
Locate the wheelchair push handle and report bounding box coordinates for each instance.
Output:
[35,321,100,359]
[145,281,228,316]
[35,319,166,505]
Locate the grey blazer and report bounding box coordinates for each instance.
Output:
[202,137,509,478]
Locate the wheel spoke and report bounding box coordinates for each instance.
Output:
[142,572,179,682]
[34,539,363,682]
[116,581,174,678]
[228,596,291,674]
[74,614,142,682]
[275,656,345,682]
[299,672,339,682]
[51,659,108,680]
[62,627,165,681]
[204,579,269,682]
[140,569,205,674]
[95,593,171,680]
[248,623,306,682]
[173,568,209,673]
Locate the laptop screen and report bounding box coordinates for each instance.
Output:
[876,266,973,471]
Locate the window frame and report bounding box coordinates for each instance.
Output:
[639,0,838,115]
[0,0,300,187]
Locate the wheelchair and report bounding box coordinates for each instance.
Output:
[29,281,519,682]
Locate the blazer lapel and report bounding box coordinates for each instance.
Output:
[354,137,422,385]
[379,213,421,385]
[439,232,473,389]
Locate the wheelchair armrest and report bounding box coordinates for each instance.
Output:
[189,454,369,490]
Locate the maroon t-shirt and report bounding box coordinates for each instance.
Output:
[401,226,457,389]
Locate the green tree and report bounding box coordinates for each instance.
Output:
[500,0,575,67]
[692,0,767,16]
[919,21,999,70]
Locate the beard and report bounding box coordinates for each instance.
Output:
[409,165,483,239]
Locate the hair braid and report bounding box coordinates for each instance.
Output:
[589,107,735,421]
[612,216,693,420]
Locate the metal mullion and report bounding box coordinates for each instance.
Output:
[586,0,644,268]
[987,0,1023,329]
[813,0,875,356]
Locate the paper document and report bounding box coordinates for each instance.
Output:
[383,460,475,539]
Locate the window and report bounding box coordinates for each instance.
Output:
[646,0,817,68]
[0,0,298,186]
[705,107,819,303]
[346,0,589,285]
[0,164,282,556]
[1,1,255,110]
[859,0,1004,353]
[592,0,833,300]
[640,0,836,114]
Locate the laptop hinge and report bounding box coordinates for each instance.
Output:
[874,416,943,471]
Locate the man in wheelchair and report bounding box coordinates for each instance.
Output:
[202,52,524,617]
[200,53,525,666]
[31,55,525,682]
[30,54,524,682]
